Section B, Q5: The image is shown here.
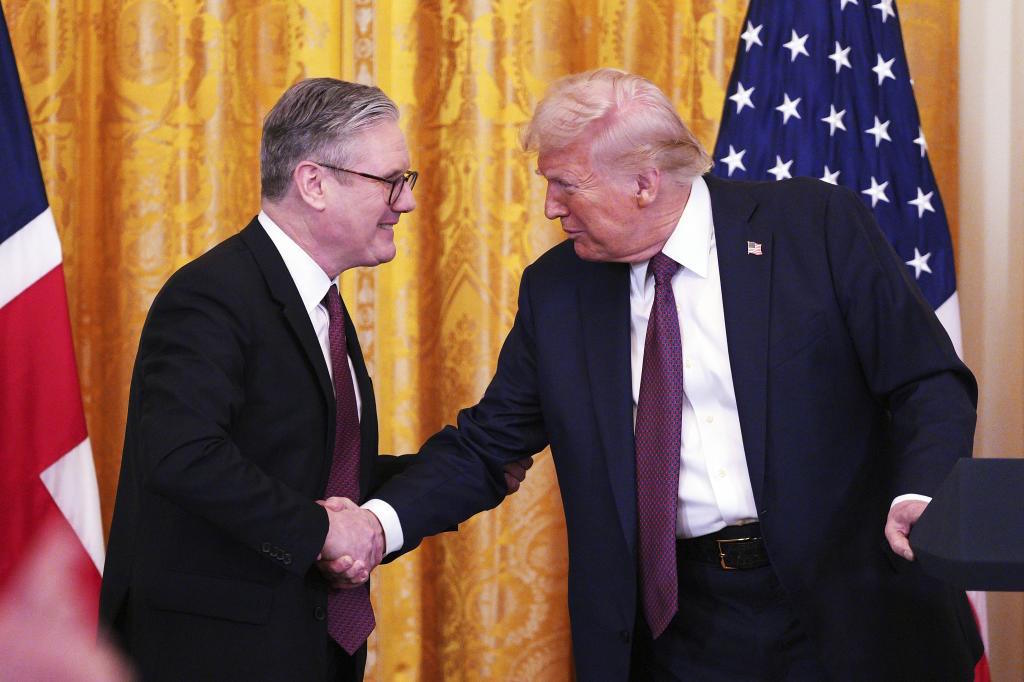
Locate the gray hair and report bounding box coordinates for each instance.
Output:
[260,78,399,200]
[521,68,712,183]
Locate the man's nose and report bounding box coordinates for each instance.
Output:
[393,180,416,212]
[544,186,567,220]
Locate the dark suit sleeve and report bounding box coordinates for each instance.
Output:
[823,185,977,496]
[369,454,414,490]
[371,269,551,550]
[136,273,327,575]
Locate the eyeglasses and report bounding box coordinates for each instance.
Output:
[315,162,418,206]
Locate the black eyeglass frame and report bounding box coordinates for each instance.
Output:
[314,161,418,206]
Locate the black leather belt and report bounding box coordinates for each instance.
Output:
[677,523,769,570]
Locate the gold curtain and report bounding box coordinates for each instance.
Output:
[6,1,957,679]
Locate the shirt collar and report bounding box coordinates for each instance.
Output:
[258,210,337,314]
[630,175,714,288]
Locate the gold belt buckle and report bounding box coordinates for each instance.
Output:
[716,537,755,570]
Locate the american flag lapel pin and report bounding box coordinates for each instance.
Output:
[747,241,763,256]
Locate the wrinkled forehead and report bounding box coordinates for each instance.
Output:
[536,142,596,177]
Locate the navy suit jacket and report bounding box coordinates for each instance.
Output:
[374,175,982,680]
[100,219,406,681]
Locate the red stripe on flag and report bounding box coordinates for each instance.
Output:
[0,264,87,460]
[0,264,90,585]
[969,599,991,682]
[975,654,991,682]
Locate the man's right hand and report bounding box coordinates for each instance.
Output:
[317,497,385,588]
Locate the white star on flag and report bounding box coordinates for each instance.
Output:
[914,126,928,157]
[829,42,852,73]
[862,176,890,207]
[767,155,794,181]
[905,247,933,278]
[908,188,936,218]
[873,0,896,23]
[873,54,896,85]
[841,0,859,8]
[820,166,840,185]
[776,93,802,124]
[865,116,892,147]
[729,82,755,113]
[822,105,847,136]
[783,30,810,62]
[740,21,764,52]
[720,145,747,176]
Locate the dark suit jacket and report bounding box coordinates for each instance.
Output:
[100,218,405,681]
[373,176,983,681]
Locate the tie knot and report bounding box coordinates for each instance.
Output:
[648,252,679,285]
[322,283,343,321]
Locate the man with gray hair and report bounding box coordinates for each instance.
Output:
[367,68,982,680]
[101,77,423,681]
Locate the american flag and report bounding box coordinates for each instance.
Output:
[711,0,961,356]
[0,3,104,610]
[712,2,986,678]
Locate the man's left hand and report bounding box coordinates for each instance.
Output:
[885,499,928,561]
[503,457,534,495]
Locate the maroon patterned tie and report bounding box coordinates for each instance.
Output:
[322,284,375,654]
[634,252,682,639]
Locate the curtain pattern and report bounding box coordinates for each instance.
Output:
[6,1,956,679]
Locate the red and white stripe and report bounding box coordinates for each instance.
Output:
[0,206,103,618]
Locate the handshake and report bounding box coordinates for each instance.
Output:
[316,497,383,589]
[314,456,533,588]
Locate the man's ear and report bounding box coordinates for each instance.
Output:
[636,167,661,207]
[294,161,329,210]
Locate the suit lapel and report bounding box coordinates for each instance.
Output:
[342,301,378,501]
[239,218,336,458]
[707,176,770,507]
[579,260,637,557]
[240,219,379,500]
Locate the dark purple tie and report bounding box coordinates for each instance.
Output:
[634,252,683,638]
[322,284,375,654]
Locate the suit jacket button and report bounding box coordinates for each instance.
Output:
[314,606,325,621]
[284,553,293,565]
[261,542,271,553]
[619,630,631,643]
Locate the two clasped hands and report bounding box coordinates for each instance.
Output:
[317,497,384,589]
[314,457,534,589]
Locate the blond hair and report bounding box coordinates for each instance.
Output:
[521,68,711,182]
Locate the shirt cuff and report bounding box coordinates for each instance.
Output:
[361,498,404,556]
[891,493,932,508]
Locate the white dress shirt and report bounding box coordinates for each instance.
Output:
[258,211,403,553]
[629,178,759,538]
[629,182,927,538]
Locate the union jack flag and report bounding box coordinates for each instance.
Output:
[0,3,104,611]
